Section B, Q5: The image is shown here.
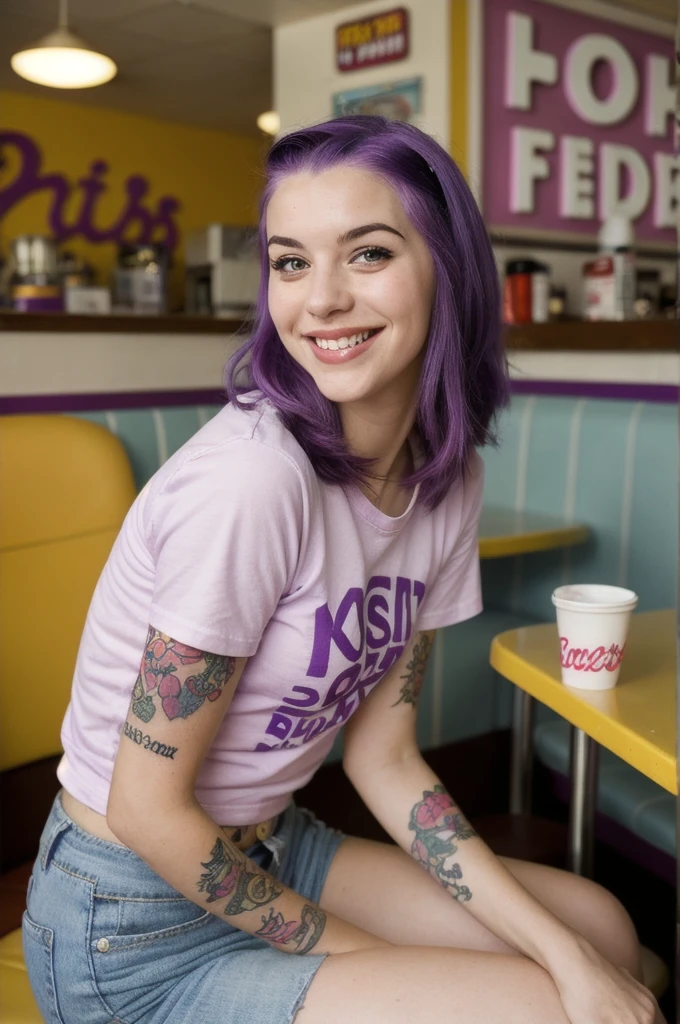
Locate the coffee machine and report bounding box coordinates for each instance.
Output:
[185,224,260,316]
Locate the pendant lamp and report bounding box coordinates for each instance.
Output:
[11,0,117,89]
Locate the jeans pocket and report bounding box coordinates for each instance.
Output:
[89,894,219,1017]
[22,910,65,1024]
[91,893,213,952]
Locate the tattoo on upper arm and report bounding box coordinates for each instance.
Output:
[409,784,478,902]
[131,627,235,724]
[196,836,327,954]
[391,631,434,709]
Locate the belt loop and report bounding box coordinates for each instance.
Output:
[40,817,71,872]
[260,833,286,873]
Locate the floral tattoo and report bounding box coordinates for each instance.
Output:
[409,784,478,902]
[131,627,234,722]
[392,631,434,709]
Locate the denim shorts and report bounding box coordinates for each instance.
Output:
[23,789,347,1024]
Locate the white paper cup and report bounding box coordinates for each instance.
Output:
[551,585,638,690]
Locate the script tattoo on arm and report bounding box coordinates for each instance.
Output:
[408,784,478,902]
[196,837,326,953]
[391,630,435,709]
[131,626,234,724]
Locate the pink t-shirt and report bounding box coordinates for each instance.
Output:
[57,395,484,824]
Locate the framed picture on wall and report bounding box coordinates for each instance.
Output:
[332,77,422,124]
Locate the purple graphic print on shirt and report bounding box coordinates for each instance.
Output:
[256,576,425,751]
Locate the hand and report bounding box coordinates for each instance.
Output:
[552,940,663,1024]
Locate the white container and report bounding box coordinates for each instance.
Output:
[65,286,111,315]
[583,216,635,321]
[551,584,638,690]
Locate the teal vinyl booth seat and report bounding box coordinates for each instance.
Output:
[74,395,676,872]
[479,395,678,876]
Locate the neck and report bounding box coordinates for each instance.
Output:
[339,390,418,507]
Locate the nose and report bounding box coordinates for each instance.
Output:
[304,262,353,320]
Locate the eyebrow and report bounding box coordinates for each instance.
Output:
[267,222,406,249]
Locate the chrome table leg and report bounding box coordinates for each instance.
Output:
[510,689,535,815]
[567,726,599,878]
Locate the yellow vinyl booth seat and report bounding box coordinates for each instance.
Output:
[0,414,136,1023]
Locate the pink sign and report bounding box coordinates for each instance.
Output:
[482,0,676,245]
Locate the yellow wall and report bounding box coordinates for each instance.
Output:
[0,90,267,307]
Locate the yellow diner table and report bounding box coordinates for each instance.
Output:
[490,608,677,876]
[478,507,590,559]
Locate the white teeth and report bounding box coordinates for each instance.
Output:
[312,329,377,350]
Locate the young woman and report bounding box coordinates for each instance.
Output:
[24,116,661,1024]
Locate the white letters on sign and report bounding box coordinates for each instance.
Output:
[503,9,674,232]
[560,136,595,218]
[599,144,652,220]
[510,127,555,212]
[564,34,638,125]
[505,12,558,110]
[645,55,676,136]
[653,153,680,229]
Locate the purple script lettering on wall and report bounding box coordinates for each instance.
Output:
[256,576,427,752]
[0,131,181,250]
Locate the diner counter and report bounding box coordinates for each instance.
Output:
[1,315,677,411]
[0,312,675,347]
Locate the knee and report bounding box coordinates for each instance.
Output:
[582,880,642,980]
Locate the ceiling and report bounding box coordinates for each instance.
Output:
[0,0,371,135]
[0,0,676,137]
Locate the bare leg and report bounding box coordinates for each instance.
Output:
[318,837,642,980]
[296,945,570,1024]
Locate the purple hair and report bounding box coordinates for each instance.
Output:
[225,115,509,510]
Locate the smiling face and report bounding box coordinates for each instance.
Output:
[265,165,436,413]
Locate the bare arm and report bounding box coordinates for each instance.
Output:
[107,626,391,956]
[343,629,660,1024]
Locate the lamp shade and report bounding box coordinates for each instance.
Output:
[257,111,280,136]
[11,27,117,89]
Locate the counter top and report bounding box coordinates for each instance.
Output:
[0,311,246,335]
[0,312,675,350]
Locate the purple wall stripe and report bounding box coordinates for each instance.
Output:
[0,389,227,414]
[510,379,678,404]
[0,380,677,414]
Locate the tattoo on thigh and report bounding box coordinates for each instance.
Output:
[197,837,283,916]
[409,784,478,902]
[392,631,434,709]
[256,904,327,954]
[132,627,235,723]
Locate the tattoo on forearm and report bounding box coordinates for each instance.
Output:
[408,784,478,902]
[256,904,327,954]
[121,720,177,758]
[392,631,434,709]
[132,627,234,723]
[197,837,283,915]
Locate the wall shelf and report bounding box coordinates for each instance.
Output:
[0,312,676,352]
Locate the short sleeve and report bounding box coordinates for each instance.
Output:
[416,451,484,630]
[147,439,305,657]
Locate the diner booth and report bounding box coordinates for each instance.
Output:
[0,0,678,1021]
